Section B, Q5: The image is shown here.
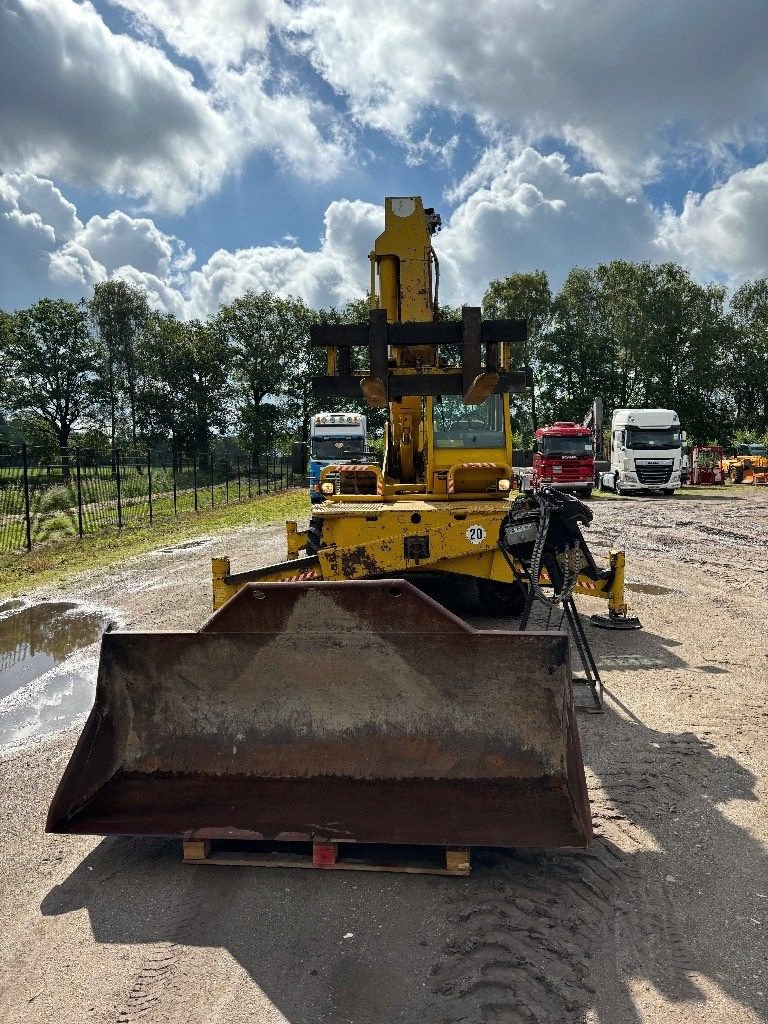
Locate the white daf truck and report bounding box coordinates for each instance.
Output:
[600,408,685,495]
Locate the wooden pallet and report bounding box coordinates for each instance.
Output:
[183,839,471,876]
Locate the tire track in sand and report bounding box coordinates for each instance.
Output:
[430,757,694,1023]
[114,857,233,1024]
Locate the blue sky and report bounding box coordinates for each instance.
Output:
[1,0,767,316]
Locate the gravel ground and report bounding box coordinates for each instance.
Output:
[0,493,766,1024]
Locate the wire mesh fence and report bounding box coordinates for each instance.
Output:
[0,444,297,554]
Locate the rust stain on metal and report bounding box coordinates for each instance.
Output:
[338,545,383,578]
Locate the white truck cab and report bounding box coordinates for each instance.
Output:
[600,408,684,495]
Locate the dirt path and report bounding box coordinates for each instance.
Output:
[0,494,766,1023]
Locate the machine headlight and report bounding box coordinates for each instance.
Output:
[320,481,335,495]
[497,478,511,492]
[625,473,638,481]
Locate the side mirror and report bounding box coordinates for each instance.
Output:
[291,441,308,476]
[681,430,687,441]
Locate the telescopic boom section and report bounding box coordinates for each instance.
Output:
[310,196,530,487]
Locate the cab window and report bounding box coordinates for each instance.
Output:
[433,395,505,449]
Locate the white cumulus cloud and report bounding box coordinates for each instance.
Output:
[0,0,238,213]
[3,157,768,319]
[290,0,768,183]
[657,162,768,284]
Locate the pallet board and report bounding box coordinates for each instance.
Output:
[183,839,471,876]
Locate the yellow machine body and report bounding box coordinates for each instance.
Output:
[722,446,768,485]
[220,196,629,618]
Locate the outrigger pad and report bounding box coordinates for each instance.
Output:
[47,580,592,849]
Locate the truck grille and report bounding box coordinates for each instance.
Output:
[339,471,378,495]
[636,463,673,485]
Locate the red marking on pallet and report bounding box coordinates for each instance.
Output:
[312,843,338,867]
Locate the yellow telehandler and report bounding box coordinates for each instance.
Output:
[48,197,633,852]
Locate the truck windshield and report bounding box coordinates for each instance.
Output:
[433,395,506,449]
[311,436,365,460]
[626,427,681,450]
[540,436,592,456]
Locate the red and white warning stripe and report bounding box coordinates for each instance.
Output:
[575,578,601,591]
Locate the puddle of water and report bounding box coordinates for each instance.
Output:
[597,654,673,669]
[0,600,113,751]
[159,537,212,553]
[626,581,674,596]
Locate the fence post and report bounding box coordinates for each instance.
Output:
[21,444,32,552]
[172,449,178,516]
[193,453,198,511]
[115,448,123,528]
[236,454,241,501]
[75,447,84,538]
[147,450,153,524]
[225,456,229,504]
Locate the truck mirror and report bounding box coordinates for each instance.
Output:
[681,430,687,441]
[291,441,308,476]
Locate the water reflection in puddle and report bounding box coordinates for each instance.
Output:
[0,600,114,750]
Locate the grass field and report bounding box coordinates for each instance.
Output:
[0,466,293,551]
[0,489,307,599]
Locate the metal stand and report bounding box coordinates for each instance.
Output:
[502,546,603,712]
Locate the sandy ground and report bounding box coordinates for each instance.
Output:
[0,492,766,1024]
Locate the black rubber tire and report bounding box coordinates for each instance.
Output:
[583,487,593,498]
[662,488,675,496]
[477,579,528,616]
[305,516,324,555]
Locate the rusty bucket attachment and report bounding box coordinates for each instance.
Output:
[47,580,591,848]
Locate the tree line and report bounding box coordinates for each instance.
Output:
[1,263,767,459]
[484,263,768,446]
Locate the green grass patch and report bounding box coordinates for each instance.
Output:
[0,489,308,599]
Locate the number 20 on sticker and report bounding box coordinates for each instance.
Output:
[466,524,486,544]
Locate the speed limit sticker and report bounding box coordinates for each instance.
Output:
[466,524,486,545]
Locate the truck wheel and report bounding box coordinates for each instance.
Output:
[583,487,593,499]
[662,488,675,496]
[477,579,528,616]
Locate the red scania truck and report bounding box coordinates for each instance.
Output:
[531,421,595,496]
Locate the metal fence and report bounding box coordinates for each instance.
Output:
[0,444,297,554]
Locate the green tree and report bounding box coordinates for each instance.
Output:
[141,313,231,452]
[483,271,553,434]
[214,291,310,464]
[3,299,98,464]
[728,279,768,436]
[89,280,150,447]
